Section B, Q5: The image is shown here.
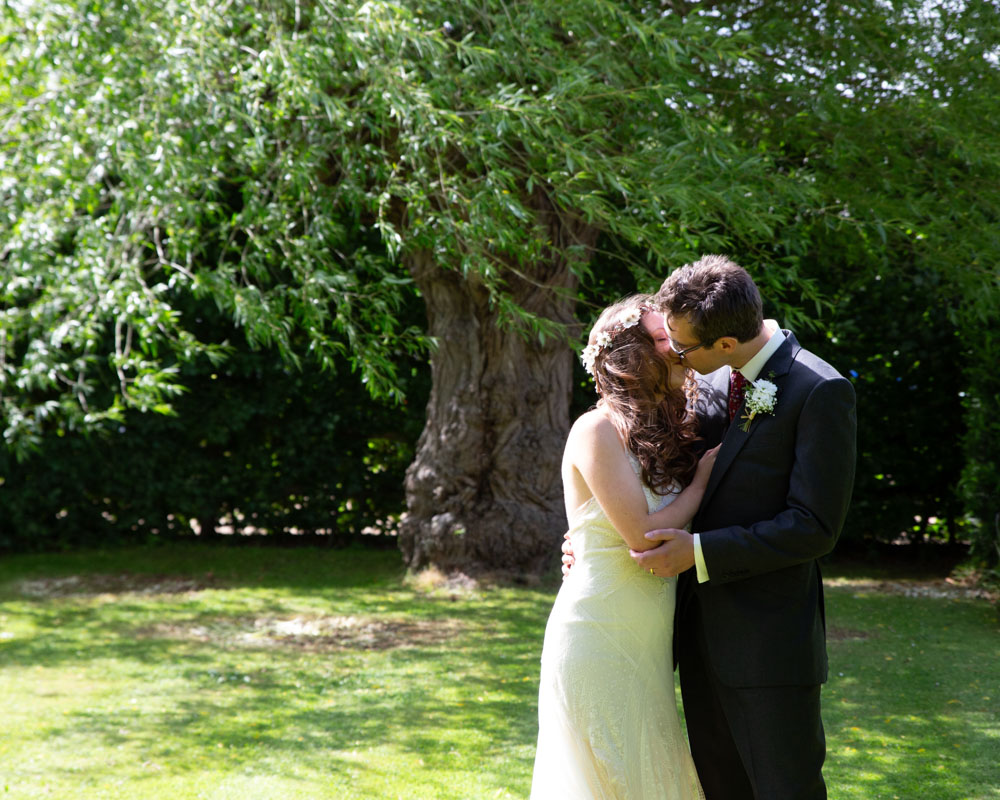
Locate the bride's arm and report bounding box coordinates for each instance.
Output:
[644,444,717,533]
[567,413,717,552]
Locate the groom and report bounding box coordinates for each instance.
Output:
[630,255,857,799]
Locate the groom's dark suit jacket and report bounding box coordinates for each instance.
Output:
[678,331,857,688]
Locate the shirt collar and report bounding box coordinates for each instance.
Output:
[735,320,784,382]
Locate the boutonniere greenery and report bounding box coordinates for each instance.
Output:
[740,375,778,432]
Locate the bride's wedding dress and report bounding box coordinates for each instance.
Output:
[530,458,704,800]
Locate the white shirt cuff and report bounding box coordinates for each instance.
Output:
[693,533,709,583]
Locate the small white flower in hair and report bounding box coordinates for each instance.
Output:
[580,343,601,375]
[581,306,649,378]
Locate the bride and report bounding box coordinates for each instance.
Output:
[530,296,715,800]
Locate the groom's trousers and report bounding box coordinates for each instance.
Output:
[678,595,827,800]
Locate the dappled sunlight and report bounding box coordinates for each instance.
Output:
[2,547,996,798]
[825,706,991,797]
[0,548,545,797]
[823,573,1000,799]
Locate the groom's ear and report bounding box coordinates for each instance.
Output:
[714,336,739,354]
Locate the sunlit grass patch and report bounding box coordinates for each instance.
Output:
[822,577,999,800]
[0,545,545,799]
[0,544,997,799]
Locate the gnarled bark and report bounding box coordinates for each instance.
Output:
[399,216,598,577]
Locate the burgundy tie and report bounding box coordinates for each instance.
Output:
[729,370,747,421]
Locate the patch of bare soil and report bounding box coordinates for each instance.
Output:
[825,576,998,602]
[142,615,465,652]
[14,573,217,598]
[826,626,875,641]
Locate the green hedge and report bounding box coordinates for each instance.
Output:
[960,337,1000,567]
[0,271,978,557]
[0,307,428,553]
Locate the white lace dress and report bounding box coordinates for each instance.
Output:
[530,464,704,800]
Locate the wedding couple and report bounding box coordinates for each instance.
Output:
[530,255,857,799]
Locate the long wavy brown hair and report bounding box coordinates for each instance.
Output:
[587,296,701,494]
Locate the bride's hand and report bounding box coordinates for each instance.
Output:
[694,444,721,485]
[561,532,576,579]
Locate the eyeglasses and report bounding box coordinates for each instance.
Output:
[668,338,705,359]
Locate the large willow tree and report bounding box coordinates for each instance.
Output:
[3,0,998,571]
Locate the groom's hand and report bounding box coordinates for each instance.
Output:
[629,529,695,577]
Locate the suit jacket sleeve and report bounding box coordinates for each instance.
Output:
[699,374,857,583]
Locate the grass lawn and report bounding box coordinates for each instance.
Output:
[0,544,997,799]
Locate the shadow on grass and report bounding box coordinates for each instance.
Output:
[0,577,554,667]
[11,634,541,793]
[823,587,1000,799]
[10,544,995,798]
[0,543,408,592]
[1,546,550,794]
[825,685,997,799]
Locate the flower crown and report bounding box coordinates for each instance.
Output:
[580,307,646,376]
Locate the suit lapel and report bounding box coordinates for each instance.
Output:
[698,331,800,512]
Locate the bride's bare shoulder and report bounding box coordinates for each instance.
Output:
[567,408,618,452]
[570,407,611,433]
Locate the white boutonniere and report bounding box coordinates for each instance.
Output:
[739,377,778,432]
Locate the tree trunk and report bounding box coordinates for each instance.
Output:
[399,216,598,577]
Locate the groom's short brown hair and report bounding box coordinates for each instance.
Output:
[653,254,763,345]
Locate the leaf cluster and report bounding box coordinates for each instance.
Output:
[1,0,816,452]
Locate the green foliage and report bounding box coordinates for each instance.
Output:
[681,0,1000,548]
[2,0,999,558]
[0,297,429,551]
[0,0,818,455]
[2,0,431,453]
[565,0,1000,550]
[795,268,968,546]
[960,337,1000,566]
